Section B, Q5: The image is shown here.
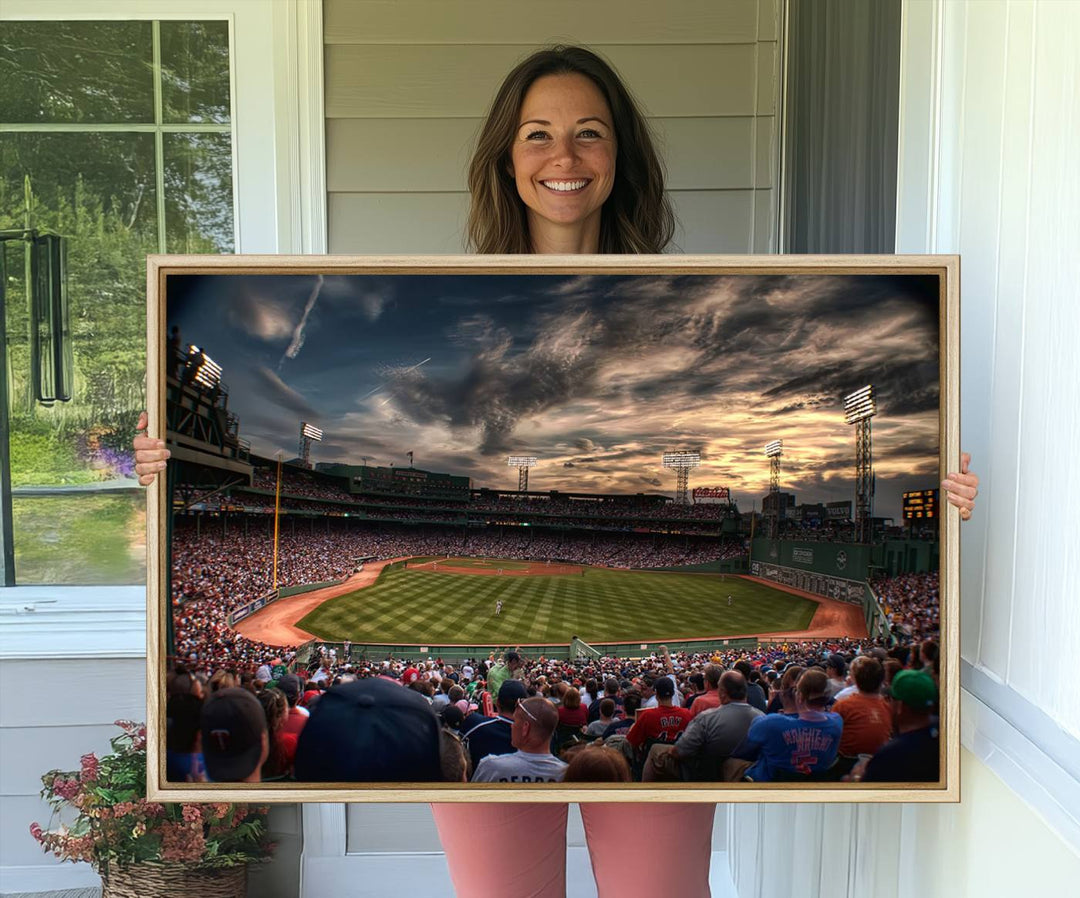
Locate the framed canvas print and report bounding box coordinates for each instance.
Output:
[145,254,959,803]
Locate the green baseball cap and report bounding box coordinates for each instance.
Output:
[890,669,937,710]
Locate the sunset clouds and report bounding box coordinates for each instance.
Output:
[168,272,940,520]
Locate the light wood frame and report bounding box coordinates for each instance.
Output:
[146,253,960,803]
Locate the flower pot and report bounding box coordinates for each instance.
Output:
[101,862,247,898]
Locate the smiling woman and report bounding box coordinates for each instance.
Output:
[466,45,673,255]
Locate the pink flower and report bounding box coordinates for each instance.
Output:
[29,822,43,842]
[80,753,100,782]
[52,777,80,801]
[181,805,202,824]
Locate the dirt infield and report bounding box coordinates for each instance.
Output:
[233,558,404,647]
[232,561,868,648]
[407,557,583,577]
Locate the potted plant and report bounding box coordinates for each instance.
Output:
[30,720,273,898]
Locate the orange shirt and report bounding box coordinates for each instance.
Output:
[833,692,892,756]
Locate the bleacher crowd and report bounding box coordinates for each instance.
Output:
[167,637,941,786]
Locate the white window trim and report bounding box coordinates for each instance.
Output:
[896,0,1080,854]
[0,0,326,653]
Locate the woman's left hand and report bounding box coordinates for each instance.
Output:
[942,451,979,521]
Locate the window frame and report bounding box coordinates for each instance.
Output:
[0,0,325,648]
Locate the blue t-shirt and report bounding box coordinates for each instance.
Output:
[734,712,843,781]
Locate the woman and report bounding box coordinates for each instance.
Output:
[136,43,980,898]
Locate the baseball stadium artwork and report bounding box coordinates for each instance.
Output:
[145,255,960,803]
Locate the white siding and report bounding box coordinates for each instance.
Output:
[324,0,782,255]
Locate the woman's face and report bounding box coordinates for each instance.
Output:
[509,73,616,248]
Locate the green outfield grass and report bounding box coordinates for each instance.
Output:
[296,560,818,645]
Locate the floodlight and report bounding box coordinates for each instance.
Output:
[302,422,324,442]
[188,346,223,389]
[843,385,877,424]
[764,440,783,458]
[508,456,538,491]
[661,451,701,469]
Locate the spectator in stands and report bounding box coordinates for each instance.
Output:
[832,657,892,773]
[683,671,707,712]
[558,687,588,730]
[627,676,693,756]
[860,669,939,783]
[647,671,763,782]
[587,678,623,723]
[257,687,296,780]
[277,674,310,739]
[165,692,206,782]
[200,687,269,783]
[825,654,848,699]
[486,650,523,698]
[586,698,618,738]
[562,745,632,783]
[460,680,527,771]
[294,678,443,782]
[733,660,767,712]
[724,670,842,782]
[602,690,642,738]
[690,665,723,718]
[472,697,567,783]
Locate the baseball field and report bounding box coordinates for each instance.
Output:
[295,557,820,646]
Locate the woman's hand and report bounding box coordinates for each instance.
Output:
[133,411,170,486]
[941,452,979,521]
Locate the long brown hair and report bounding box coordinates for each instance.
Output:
[467,45,675,254]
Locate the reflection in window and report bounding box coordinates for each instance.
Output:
[0,20,234,584]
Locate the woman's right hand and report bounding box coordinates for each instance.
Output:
[134,411,170,486]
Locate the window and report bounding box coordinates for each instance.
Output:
[1,19,234,584]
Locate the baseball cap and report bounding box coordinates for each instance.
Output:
[653,677,675,699]
[200,688,266,782]
[497,679,528,707]
[294,678,442,782]
[890,670,937,710]
[278,673,302,703]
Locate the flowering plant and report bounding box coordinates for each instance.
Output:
[31,720,273,873]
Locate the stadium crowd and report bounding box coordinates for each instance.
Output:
[166,638,941,786]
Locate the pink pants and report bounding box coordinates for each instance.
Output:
[431,802,715,898]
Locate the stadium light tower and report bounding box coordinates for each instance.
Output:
[185,345,222,391]
[844,385,877,543]
[508,455,537,492]
[765,439,783,539]
[662,450,701,505]
[298,422,323,469]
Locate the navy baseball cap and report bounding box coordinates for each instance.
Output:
[293,678,442,782]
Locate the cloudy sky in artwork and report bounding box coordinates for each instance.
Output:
[167,272,941,520]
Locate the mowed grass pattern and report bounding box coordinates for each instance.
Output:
[297,563,818,645]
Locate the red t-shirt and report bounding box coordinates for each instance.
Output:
[627,705,694,749]
[558,705,588,728]
[282,705,309,739]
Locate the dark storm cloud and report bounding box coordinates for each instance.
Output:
[183,271,940,519]
[251,366,319,419]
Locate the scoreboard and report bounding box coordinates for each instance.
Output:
[902,488,938,520]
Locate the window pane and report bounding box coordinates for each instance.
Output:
[164,133,235,253]
[12,493,146,585]
[160,21,232,124]
[0,22,154,124]
[2,132,155,584]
